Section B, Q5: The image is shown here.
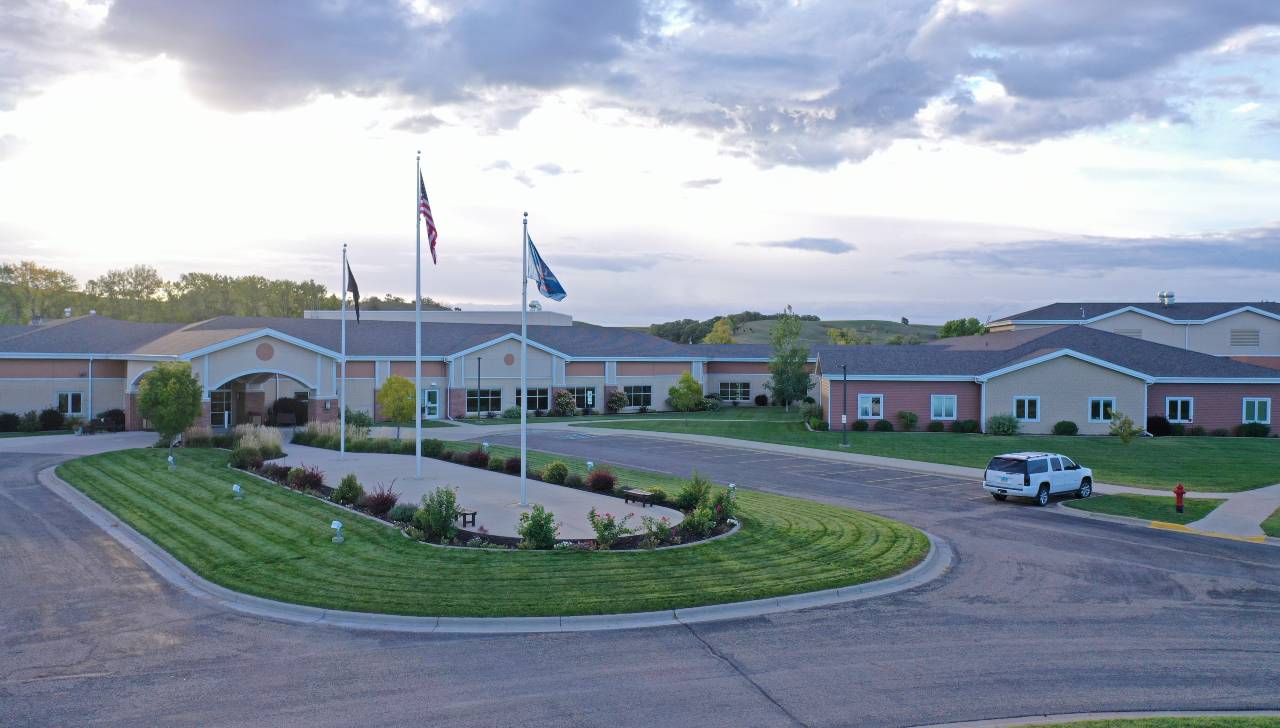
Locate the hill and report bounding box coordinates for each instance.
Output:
[732,318,940,347]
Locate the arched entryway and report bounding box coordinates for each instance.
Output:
[207,370,316,429]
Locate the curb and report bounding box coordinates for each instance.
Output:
[40,466,952,634]
[1053,502,1276,547]
[913,709,1280,727]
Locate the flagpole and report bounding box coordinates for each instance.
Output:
[339,243,347,460]
[520,212,529,507]
[414,152,423,478]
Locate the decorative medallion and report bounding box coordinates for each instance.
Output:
[504,353,515,366]
[255,342,274,361]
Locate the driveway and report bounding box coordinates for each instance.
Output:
[2,429,1278,727]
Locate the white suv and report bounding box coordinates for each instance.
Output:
[983,452,1093,506]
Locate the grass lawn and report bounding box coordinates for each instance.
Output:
[0,429,73,438]
[1063,493,1225,525]
[58,448,928,617]
[458,405,800,426]
[1263,506,1280,538]
[577,419,1280,493]
[1027,719,1280,728]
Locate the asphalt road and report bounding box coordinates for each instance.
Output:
[2,431,1278,728]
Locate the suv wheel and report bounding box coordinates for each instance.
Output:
[1077,478,1092,499]
[1035,484,1050,507]
[992,493,1007,502]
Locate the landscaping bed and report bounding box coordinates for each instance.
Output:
[57,447,928,617]
[1063,493,1225,525]
[1262,506,1280,539]
[577,420,1280,492]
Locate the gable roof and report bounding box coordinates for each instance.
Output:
[0,317,185,356]
[818,325,1280,381]
[997,301,1280,324]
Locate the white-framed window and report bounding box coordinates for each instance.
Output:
[930,394,957,420]
[1166,397,1193,423]
[569,386,595,410]
[516,387,549,411]
[1088,397,1116,423]
[56,391,83,416]
[857,393,883,419]
[1243,397,1271,424]
[623,385,652,407]
[1013,396,1040,422]
[719,382,751,401]
[467,389,502,413]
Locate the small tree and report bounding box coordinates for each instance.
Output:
[701,317,736,344]
[668,371,705,413]
[937,317,987,339]
[827,327,871,345]
[377,375,416,438]
[765,306,812,411]
[1110,411,1141,444]
[136,361,202,450]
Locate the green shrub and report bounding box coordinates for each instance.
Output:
[702,396,721,411]
[1187,425,1207,437]
[332,474,364,506]
[501,406,520,419]
[710,488,737,524]
[1109,411,1141,444]
[343,407,373,429]
[1211,428,1230,437]
[586,508,634,550]
[503,455,522,475]
[851,419,868,431]
[680,505,716,539]
[517,504,559,549]
[0,412,19,432]
[387,504,418,523]
[646,487,668,506]
[228,446,263,470]
[639,514,677,548]
[606,389,629,413]
[1170,424,1186,436]
[948,419,977,433]
[1146,415,1173,436]
[985,413,1019,436]
[873,419,894,432]
[896,410,917,432]
[674,471,713,511]
[543,461,570,484]
[463,448,490,468]
[563,473,585,489]
[926,421,945,432]
[415,487,460,543]
[586,468,617,492]
[1052,420,1079,436]
[809,416,829,431]
[361,485,399,517]
[552,390,577,416]
[1236,422,1271,437]
[487,457,506,472]
[35,408,64,431]
[422,438,445,458]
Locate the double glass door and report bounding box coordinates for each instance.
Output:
[210,390,232,429]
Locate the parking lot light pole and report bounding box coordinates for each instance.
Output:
[841,363,849,448]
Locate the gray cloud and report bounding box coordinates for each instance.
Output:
[393,113,445,133]
[922,225,1280,272]
[682,177,722,188]
[534,163,565,175]
[555,254,660,272]
[754,237,857,254]
[0,1,103,110]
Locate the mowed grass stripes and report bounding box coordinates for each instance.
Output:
[57,448,928,617]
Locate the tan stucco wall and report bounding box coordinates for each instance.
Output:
[453,339,555,385]
[205,336,333,395]
[1084,311,1184,348]
[1184,310,1280,357]
[984,356,1147,434]
[0,377,125,416]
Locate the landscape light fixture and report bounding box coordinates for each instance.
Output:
[167,455,176,471]
[586,460,594,471]
[482,441,489,452]
[232,483,243,500]
[331,520,344,543]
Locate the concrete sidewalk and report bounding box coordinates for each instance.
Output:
[1187,481,1280,539]
[279,443,683,539]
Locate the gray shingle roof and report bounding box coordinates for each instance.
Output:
[998,301,1280,323]
[0,317,184,355]
[0,325,30,341]
[818,326,1280,379]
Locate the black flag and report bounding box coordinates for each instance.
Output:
[346,262,360,323]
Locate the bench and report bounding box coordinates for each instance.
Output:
[457,508,477,527]
[623,489,654,507]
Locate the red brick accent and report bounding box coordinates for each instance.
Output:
[448,388,466,418]
[244,391,265,423]
[1147,383,1280,431]
[824,380,981,430]
[308,398,340,424]
[1231,356,1280,371]
[125,393,143,430]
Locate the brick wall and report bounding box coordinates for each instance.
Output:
[824,379,981,430]
[1147,383,1280,431]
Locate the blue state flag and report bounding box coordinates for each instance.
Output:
[526,235,567,301]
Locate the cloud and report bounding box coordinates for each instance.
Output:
[534,163,565,175]
[922,225,1280,272]
[393,113,445,133]
[554,254,660,272]
[753,237,857,254]
[682,177,721,188]
[0,1,105,110]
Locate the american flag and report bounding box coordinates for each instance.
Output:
[418,169,438,264]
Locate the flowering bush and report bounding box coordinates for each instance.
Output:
[680,505,716,539]
[552,390,577,416]
[639,514,677,548]
[711,488,737,524]
[587,508,635,550]
[286,465,325,492]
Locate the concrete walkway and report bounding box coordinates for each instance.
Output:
[0,430,156,455]
[279,442,683,539]
[1186,481,1280,539]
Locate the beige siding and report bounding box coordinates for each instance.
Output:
[206,336,331,395]
[0,377,126,416]
[1083,310,1184,348]
[1185,310,1280,357]
[984,356,1147,435]
[453,339,554,384]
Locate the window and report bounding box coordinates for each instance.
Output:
[467,388,502,413]
[294,391,309,403]
[930,394,957,420]
[623,385,652,407]
[1166,397,1193,423]
[1243,397,1271,424]
[1088,397,1116,423]
[1013,396,1040,422]
[1027,458,1049,474]
[516,387,549,411]
[56,391,83,415]
[1050,457,1063,471]
[569,386,595,410]
[719,382,751,401]
[1230,329,1261,347]
[857,393,883,419]
[1060,456,1077,470]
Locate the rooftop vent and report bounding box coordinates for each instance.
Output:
[1157,291,1175,307]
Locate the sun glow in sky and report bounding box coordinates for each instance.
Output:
[2,1,1279,324]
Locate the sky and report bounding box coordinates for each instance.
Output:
[1,0,1279,326]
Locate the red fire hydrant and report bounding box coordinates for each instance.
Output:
[1174,483,1186,514]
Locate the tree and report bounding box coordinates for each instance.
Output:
[0,260,78,323]
[377,375,416,437]
[701,317,736,344]
[765,305,812,411]
[136,362,203,448]
[1109,411,1142,445]
[827,327,871,345]
[937,317,987,339]
[667,371,705,412]
[885,333,923,345]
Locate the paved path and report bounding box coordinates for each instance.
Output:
[278,443,682,538]
[1188,482,1280,538]
[3,429,1278,726]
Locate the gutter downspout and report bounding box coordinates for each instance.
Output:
[979,379,987,433]
[87,354,94,423]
